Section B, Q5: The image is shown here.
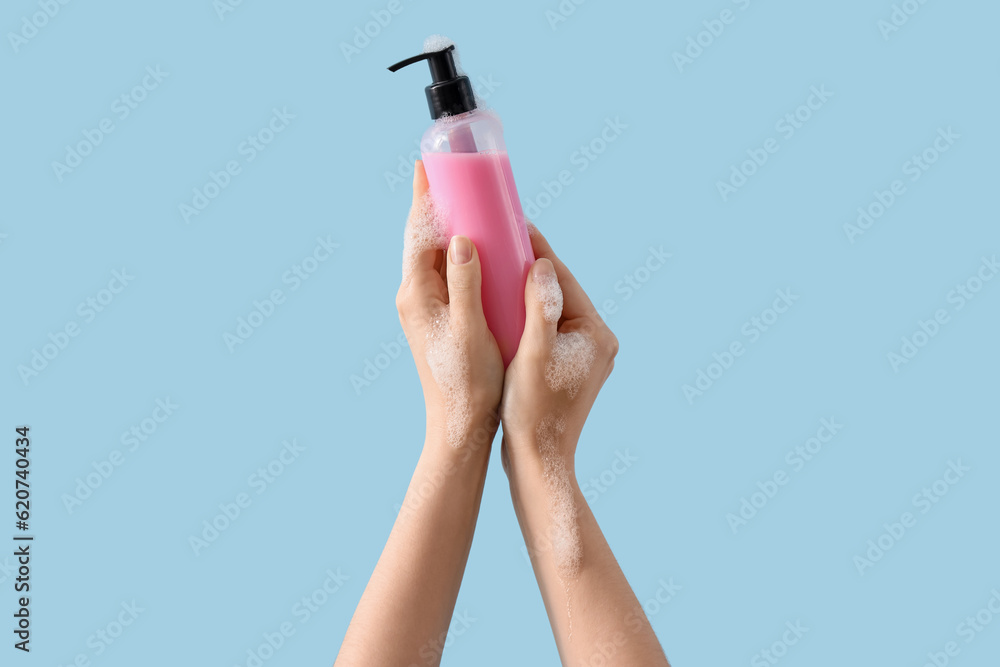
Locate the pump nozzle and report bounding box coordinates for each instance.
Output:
[388,45,477,122]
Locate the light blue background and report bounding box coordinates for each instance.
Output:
[3,0,998,665]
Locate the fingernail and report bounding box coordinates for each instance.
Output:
[450,236,472,264]
[532,258,555,281]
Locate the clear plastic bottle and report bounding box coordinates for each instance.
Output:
[390,45,535,366]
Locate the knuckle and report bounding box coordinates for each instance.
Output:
[595,327,619,359]
[606,331,620,358]
[448,269,476,293]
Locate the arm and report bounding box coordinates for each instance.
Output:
[500,229,670,666]
[335,416,496,665]
[336,162,504,666]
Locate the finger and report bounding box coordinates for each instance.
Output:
[521,258,560,350]
[445,235,485,327]
[402,160,447,283]
[413,158,429,197]
[528,227,597,319]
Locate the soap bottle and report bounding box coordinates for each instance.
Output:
[389,43,535,367]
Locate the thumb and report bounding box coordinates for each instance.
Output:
[522,258,561,348]
[446,236,484,325]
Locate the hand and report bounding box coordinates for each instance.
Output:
[396,161,504,448]
[500,227,619,472]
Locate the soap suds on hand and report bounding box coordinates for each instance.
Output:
[545,332,596,398]
[535,271,563,324]
[402,191,448,283]
[537,415,581,578]
[425,307,471,448]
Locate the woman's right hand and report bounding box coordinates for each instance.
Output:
[499,228,619,474]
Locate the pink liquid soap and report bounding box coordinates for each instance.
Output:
[422,151,535,366]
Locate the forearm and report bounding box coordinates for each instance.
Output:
[336,414,497,666]
[507,439,669,666]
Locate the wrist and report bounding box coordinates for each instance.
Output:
[424,406,500,456]
[503,430,577,503]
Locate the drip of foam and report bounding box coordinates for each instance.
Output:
[425,307,471,448]
[545,332,596,398]
[535,271,563,324]
[537,415,581,578]
[402,191,448,283]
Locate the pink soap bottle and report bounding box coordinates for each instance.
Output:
[389,43,535,367]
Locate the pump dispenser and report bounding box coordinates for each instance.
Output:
[389,41,535,366]
[388,46,475,121]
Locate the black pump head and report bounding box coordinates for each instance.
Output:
[388,44,476,120]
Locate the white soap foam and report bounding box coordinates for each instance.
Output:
[535,271,563,324]
[402,191,448,283]
[423,34,455,57]
[525,220,538,237]
[545,332,596,399]
[425,307,471,448]
[537,415,581,578]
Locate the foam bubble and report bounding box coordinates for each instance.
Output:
[423,34,455,55]
[525,220,539,237]
[402,191,448,283]
[545,332,596,398]
[537,415,581,578]
[535,271,563,324]
[425,307,471,448]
